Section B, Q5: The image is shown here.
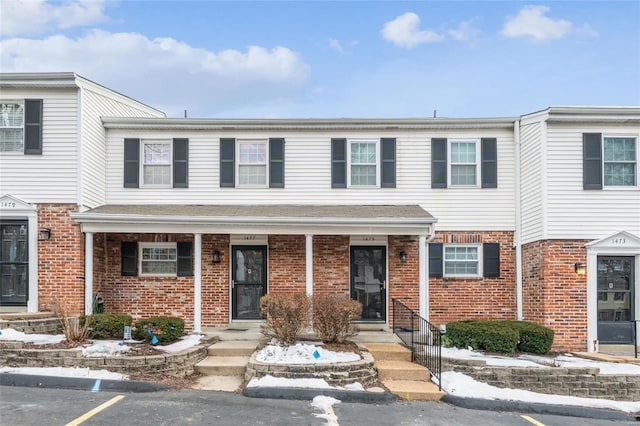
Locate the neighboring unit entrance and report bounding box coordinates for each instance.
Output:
[597,256,635,344]
[232,246,267,320]
[350,246,386,321]
[0,221,29,306]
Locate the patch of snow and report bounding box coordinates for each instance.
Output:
[155,334,202,353]
[82,341,131,357]
[441,347,542,367]
[0,328,65,345]
[0,366,127,380]
[256,343,360,364]
[246,374,366,391]
[311,395,341,424]
[553,355,640,375]
[438,371,640,413]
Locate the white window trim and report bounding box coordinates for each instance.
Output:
[602,134,639,190]
[443,244,482,278]
[0,100,25,154]
[236,139,269,188]
[139,242,177,277]
[448,139,480,188]
[141,139,172,188]
[347,139,380,188]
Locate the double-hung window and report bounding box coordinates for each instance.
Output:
[603,137,637,187]
[237,141,268,187]
[349,139,378,187]
[444,245,480,276]
[140,243,177,276]
[449,140,480,186]
[0,102,24,153]
[143,140,171,186]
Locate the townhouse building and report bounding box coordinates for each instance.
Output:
[1,73,638,352]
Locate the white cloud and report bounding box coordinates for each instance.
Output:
[0,0,109,36]
[0,30,310,117]
[501,5,573,41]
[328,38,344,53]
[381,12,444,48]
[448,19,481,42]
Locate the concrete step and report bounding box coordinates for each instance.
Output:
[208,340,259,357]
[383,380,446,401]
[195,356,250,376]
[375,360,430,381]
[364,343,412,362]
[193,375,243,392]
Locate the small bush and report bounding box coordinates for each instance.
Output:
[312,294,361,344]
[260,292,310,345]
[506,320,555,354]
[80,314,133,339]
[133,316,184,343]
[49,297,91,344]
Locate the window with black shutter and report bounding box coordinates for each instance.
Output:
[220,138,236,187]
[177,242,193,277]
[121,241,138,276]
[481,138,497,188]
[483,243,500,278]
[429,243,443,277]
[24,99,43,155]
[124,138,140,188]
[269,138,285,188]
[381,138,396,188]
[431,138,447,188]
[583,133,603,190]
[331,138,347,188]
[173,138,189,188]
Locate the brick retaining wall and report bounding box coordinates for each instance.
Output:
[0,317,61,334]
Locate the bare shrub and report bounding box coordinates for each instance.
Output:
[50,298,90,343]
[312,294,361,344]
[259,292,310,345]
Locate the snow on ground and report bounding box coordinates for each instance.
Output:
[553,354,640,375]
[246,374,365,391]
[439,371,640,413]
[155,334,202,353]
[0,366,127,380]
[311,396,341,424]
[0,328,65,345]
[82,341,131,357]
[441,347,543,367]
[256,342,360,364]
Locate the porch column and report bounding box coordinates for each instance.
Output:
[305,234,313,297]
[419,235,428,320]
[84,232,94,315]
[194,233,202,334]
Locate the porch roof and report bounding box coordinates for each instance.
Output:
[71,204,436,236]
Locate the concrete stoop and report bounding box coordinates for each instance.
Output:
[364,343,446,402]
[194,340,259,391]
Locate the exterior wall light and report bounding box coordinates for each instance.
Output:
[574,263,586,275]
[212,250,221,264]
[38,228,51,241]
[399,251,407,263]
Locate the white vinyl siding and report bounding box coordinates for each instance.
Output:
[519,121,545,244]
[237,141,267,187]
[139,242,177,276]
[444,245,480,277]
[0,102,24,152]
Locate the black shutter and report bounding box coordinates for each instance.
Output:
[331,138,347,188]
[429,243,443,278]
[381,138,396,188]
[269,138,285,188]
[583,133,602,190]
[124,138,140,188]
[177,242,193,277]
[220,138,235,187]
[24,99,43,155]
[431,138,447,188]
[483,243,500,278]
[173,138,188,188]
[121,242,137,276]
[481,138,497,188]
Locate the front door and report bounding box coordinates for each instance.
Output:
[0,221,29,306]
[232,246,267,320]
[597,256,635,344]
[350,246,386,321]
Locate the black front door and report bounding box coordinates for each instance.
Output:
[232,246,267,320]
[350,246,386,321]
[597,256,635,344]
[0,221,29,306]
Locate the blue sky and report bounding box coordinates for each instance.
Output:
[1,1,638,118]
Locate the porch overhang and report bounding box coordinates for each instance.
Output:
[70,204,436,236]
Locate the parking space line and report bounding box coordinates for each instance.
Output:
[65,395,125,426]
[521,415,546,426]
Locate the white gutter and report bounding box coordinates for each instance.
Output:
[514,119,523,321]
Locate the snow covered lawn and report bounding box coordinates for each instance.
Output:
[255,342,360,364]
[0,328,65,345]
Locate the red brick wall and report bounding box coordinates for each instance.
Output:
[429,231,517,326]
[37,204,85,314]
[201,235,230,327]
[388,236,420,322]
[269,235,306,294]
[313,235,350,297]
[522,239,588,351]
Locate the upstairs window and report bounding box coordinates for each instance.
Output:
[238,141,267,187]
[0,102,24,153]
[603,137,637,187]
[449,141,479,186]
[143,141,172,186]
[431,138,496,188]
[349,140,378,186]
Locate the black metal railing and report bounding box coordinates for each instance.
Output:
[392,298,442,391]
[633,320,638,359]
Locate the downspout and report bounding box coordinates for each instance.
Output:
[514,119,524,320]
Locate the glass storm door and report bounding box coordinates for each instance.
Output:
[597,256,635,344]
[350,246,386,321]
[232,246,267,320]
[0,221,29,306]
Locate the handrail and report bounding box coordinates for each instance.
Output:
[391,298,442,391]
[633,320,638,359]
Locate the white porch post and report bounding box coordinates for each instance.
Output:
[419,235,428,320]
[84,232,94,315]
[194,233,202,334]
[305,234,313,297]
